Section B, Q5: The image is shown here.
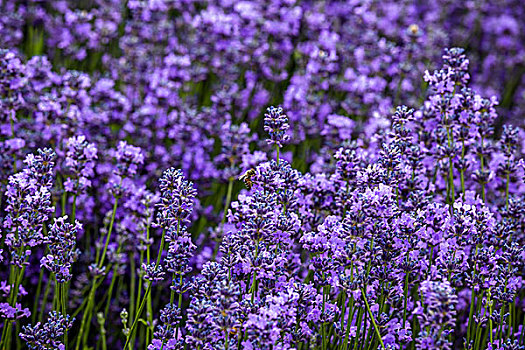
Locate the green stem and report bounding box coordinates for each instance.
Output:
[466,245,479,343]
[76,279,97,350]
[1,257,28,349]
[130,253,136,324]
[460,139,466,198]
[505,174,510,209]
[76,195,120,349]
[403,270,409,328]
[488,289,493,346]
[212,179,234,260]
[32,269,45,324]
[480,136,486,202]
[71,194,77,223]
[446,126,455,212]
[131,222,150,349]
[341,295,356,350]
[104,266,119,319]
[351,309,363,350]
[39,275,53,323]
[127,228,166,349]
[361,289,385,350]
[61,283,68,350]
[124,284,152,350]
[221,179,234,226]
[321,284,327,350]
[98,197,119,268]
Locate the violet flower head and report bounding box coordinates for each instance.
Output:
[0,303,30,321]
[217,121,253,180]
[499,125,520,157]
[41,216,82,283]
[334,141,361,182]
[19,311,74,350]
[264,106,290,148]
[0,49,25,93]
[155,168,197,228]
[3,149,56,259]
[143,263,165,283]
[164,226,196,277]
[114,141,144,178]
[149,304,182,349]
[442,47,470,86]
[23,148,57,189]
[63,135,98,195]
[415,279,458,350]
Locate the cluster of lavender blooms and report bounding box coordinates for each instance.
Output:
[0,1,524,349]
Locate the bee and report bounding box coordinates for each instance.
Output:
[239,168,256,190]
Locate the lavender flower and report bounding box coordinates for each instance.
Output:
[155,168,197,228]
[264,106,290,148]
[3,149,56,260]
[19,312,74,350]
[0,5,523,349]
[41,216,82,283]
[415,279,458,350]
[114,141,144,178]
[63,135,97,195]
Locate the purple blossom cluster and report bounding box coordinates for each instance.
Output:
[0,1,524,350]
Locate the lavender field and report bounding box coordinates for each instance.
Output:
[1,1,525,349]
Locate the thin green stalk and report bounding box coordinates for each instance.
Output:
[460,139,466,198]
[403,270,409,328]
[98,312,107,350]
[428,245,434,276]
[174,275,184,340]
[124,284,152,349]
[507,298,514,340]
[222,179,234,226]
[488,289,494,345]
[497,265,510,342]
[466,245,479,343]
[72,295,90,319]
[61,283,69,350]
[480,136,486,202]
[10,117,17,172]
[340,291,347,331]
[446,126,455,211]
[98,197,119,268]
[76,195,120,349]
[341,263,355,350]
[473,290,486,350]
[71,194,77,223]
[131,222,150,349]
[359,306,368,350]
[130,253,136,324]
[321,284,327,350]
[516,315,525,344]
[104,266,119,318]
[32,268,45,323]
[146,229,167,345]
[61,191,67,216]
[39,275,53,322]
[367,287,386,350]
[341,296,356,350]
[505,174,510,209]
[76,280,97,350]
[361,289,385,350]
[126,228,166,349]
[213,179,233,260]
[2,258,28,349]
[249,236,260,302]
